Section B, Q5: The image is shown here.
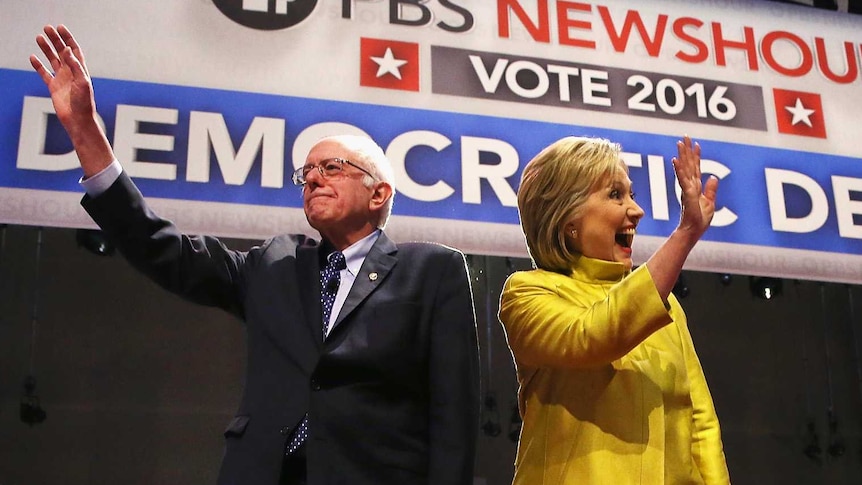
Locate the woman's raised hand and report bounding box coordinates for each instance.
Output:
[672,135,718,240]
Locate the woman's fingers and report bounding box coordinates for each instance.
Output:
[704,175,719,203]
[674,136,705,194]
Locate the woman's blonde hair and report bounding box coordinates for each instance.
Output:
[517,136,622,273]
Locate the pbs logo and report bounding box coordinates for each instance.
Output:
[213,0,318,30]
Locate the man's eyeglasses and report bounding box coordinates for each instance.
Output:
[292,158,377,186]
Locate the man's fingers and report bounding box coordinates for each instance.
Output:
[35,34,60,71]
[61,47,87,79]
[43,25,67,58]
[33,25,89,83]
[56,25,88,75]
[29,55,52,83]
[57,25,77,49]
[29,55,54,84]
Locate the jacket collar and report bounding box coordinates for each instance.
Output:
[329,231,397,334]
[568,254,629,283]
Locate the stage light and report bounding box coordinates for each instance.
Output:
[480,392,501,437]
[803,420,822,463]
[20,375,47,426]
[749,277,783,300]
[76,229,115,256]
[672,273,689,299]
[828,413,845,457]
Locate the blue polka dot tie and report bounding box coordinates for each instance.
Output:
[319,251,346,337]
[285,250,346,455]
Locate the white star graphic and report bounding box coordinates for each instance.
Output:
[370,47,408,80]
[785,98,816,127]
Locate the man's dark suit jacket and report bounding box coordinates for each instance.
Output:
[82,173,480,485]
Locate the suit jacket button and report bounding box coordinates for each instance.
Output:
[311,380,321,391]
[280,426,290,435]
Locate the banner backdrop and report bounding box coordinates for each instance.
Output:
[2,0,862,283]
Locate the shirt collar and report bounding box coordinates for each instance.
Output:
[341,229,380,276]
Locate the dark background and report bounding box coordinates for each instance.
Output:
[0,224,861,485]
[2,3,862,484]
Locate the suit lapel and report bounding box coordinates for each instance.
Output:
[296,243,325,349]
[329,232,397,333]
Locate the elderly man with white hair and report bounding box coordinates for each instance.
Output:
[31,24,480,485]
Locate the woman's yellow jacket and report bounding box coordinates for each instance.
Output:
[499,255,730,485]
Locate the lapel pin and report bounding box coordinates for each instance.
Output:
[369,272,378,281]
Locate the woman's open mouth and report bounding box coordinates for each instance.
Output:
[615,228,635,248]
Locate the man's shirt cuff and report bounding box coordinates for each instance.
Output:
[80,160,122,197]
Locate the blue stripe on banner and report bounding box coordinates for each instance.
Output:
[2,67,862,255]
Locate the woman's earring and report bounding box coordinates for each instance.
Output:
[570,229,577,238]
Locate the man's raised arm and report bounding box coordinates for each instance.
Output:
[30,24,114,179]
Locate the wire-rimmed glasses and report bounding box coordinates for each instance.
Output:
[292,158,376,186]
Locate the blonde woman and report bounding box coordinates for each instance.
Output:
[499,136,730,484]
